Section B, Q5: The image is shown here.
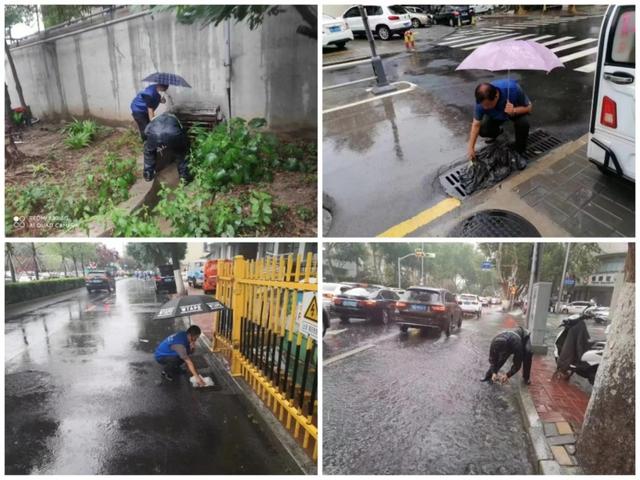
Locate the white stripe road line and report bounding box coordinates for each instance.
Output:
[323,76,376,91]
[528,34,555,42]
[323,81,416,114]
[324,344,375,366]
[324,328,348,336]
[438,31,510,45]
[540,36,575,46]
[558,47,598,63]
[550,38,598,53]
[574,61,597,73]
[322,58,371,71]
[443,32,521,48]
[461,33,536,50]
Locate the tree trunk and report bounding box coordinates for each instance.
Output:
[72,257,79,277]
[5,83,12,119]
[6,247,17,282]
[5,41,30,123]
[576,243,635,474]
[31,243,40,280]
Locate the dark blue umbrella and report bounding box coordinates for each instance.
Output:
[142,72,192,88]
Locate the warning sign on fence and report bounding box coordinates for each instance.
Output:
[304,296,317,322]
[297,292,318,341]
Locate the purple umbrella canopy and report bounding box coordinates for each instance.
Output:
[456,39,565,73]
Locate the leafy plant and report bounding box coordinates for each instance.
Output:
[155,182,214,237]
[63,119,100,149]
[244,191,272,228]
[109,206,162,237]
[28,163,51,177]
[296,205,314,222]
[11,110,24,126]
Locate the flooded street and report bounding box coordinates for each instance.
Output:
[323,306,535,474]
[5,278,301,475]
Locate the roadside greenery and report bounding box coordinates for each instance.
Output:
[6,277,85,304]
[62,119,100,149]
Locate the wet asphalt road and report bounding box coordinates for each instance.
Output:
[323,13,605,236]
[5,278,301,475]
[323,305,536,475]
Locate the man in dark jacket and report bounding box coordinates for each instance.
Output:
[143,112,191,182]
[481,326,533,385]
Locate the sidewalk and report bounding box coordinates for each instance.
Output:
[413,135,635,237]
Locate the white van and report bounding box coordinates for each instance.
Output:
[587,4,635,182]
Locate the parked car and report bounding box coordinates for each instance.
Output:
[341,5,412,41]
[491,297,501,305]
[322,282,351,308]
[431,5,474,27]
[560,301,593,315]
[323,14,354,49]
[395,286,462,336]
[85,269,115,293]
[471,4,493,14]
[458,293,482,318]
[331,286,400,324]
[479,296,489,306]
[403,6,431,28]
[587,4,635,182]
[323,304,331,336]
[155,265,177,294]
[186,261,205,288]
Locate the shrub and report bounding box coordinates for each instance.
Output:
[6,277,85,304]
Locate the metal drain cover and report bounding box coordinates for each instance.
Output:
[449,210,541,237]
[439,129,564,200]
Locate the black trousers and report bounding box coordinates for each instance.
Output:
[143,134,190,179]
[479,114,530,153]
[132,112,150,141]
[483,338,533,382]
[156,356,184,376]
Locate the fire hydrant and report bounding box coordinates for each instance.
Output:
[404,29,416,52]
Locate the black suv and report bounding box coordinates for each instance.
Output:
[395,287,462,336]
[155,265,177,294]
[331,286,400,325]
[85,269,116,293]
[431,5,474,26]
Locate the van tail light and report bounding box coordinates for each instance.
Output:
[432,304,446,312]
[601,96,617,129]
[396,301,408,310]
[388,15,400,20]
[155,275,161,281]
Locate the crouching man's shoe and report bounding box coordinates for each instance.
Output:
[144,170,156,182]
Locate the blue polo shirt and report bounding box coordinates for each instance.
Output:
[474,79,530,122]
[130,84,161,115]
[154,331,191,361]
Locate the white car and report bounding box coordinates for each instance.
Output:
[560,301,593,315]
[587,4,635,181]
[471,5,494,14]
[459,293,482,318]
[322,282,350,308]
[342,5,412,41]
[403,6,430,28]
[322,14,354,49]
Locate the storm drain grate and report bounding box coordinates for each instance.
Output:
[449,210,541,237]
[439,129,564,200]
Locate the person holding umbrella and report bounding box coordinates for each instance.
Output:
[154,325,206,386]
[130,83,169,141]
[467,79,532,161]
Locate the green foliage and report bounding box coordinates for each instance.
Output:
[28,163,50,177]
[296,206,314,222]
[63,119,99,149]
[155,182,213,237]
[109,206,161,237]
[6,277,85,304]
[11,110,24,126]
[89,153,137,204]
[245,191,273,228]
[40,5,95,28]
[5,5,36,32]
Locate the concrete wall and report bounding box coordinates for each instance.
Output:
[6,8,317,131]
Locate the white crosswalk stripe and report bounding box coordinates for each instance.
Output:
[438,31,514,46]
[443,32,521,48]
[527,34,555,42]
[462,33,537,50]
[574,62,597,73]
[558,46,598,63]
[550,38,598,53]
[540,36,575,46]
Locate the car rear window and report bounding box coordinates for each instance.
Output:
[388,6,408,14]
[404,289,440,303]
[461,295,477,301]
[87,271,105,278]
[159,266,174,276]
[344,287,378,297]
[609,8,635,65]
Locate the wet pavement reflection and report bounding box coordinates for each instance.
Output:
[5,279,301,475]
[323,306,535,474]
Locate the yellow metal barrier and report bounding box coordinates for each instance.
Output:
[212,253,318,461]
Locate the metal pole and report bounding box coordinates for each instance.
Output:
[398,257,401,289]
[358,5,396,95]
[556,243,571,313]
[421,242,424,285]
[525,243,539,328]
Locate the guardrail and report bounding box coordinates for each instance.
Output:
[212,253,318,461]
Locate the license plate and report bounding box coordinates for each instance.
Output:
[343,300,358,308]
[91,280,102,283]
[329,26,341,33]
[403,21,411,27]
[411,304,427,312]
[164,279,173,283]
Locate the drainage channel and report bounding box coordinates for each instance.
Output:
[439,129,564,201]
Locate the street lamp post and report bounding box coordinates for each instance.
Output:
[358,5,397,95]
[555,243,571,313]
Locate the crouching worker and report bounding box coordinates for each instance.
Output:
[143,112,191,182]
[481,326,533,385]
[154,325,205,386]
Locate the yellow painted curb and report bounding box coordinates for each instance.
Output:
[377,197,461,237]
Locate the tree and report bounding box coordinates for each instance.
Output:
[479,243,533,302]
[5,244,17,282]
[39,5,96,28]
[125,243,187,292]
[30,242,40,280]
[4,5,34,122]
[576,243,634,474]
[157,5,317,39]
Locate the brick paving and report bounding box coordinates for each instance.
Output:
[515,143,635,237]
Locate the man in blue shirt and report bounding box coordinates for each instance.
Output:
[130,83,169,141]
[467,79,533,161]
[154,325,205,386]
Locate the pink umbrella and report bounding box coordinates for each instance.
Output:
[456,39,564,96]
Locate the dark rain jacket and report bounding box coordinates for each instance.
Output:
[488,327,530,378]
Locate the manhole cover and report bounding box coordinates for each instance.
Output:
[449,210,541,237]
[439,129,564,200]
